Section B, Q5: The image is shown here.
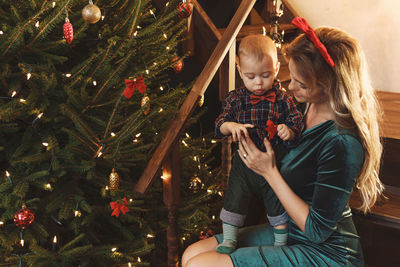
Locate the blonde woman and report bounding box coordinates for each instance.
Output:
[182,17,383,267]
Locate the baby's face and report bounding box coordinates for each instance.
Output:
[238,55,278,95]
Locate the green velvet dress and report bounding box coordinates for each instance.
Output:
[215,120,365,266]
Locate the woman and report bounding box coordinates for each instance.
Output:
[182,17,383,267]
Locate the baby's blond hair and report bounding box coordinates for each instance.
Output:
[238,34,278,65]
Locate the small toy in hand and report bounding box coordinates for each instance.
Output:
[266,120,278,140]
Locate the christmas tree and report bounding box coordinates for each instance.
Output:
[0,0,223,266]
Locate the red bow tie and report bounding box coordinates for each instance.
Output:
[250,91,276,105]
[123,76,146,99]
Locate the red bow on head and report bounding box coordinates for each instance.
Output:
[265,120,278,140]
[123,76,146,99]
[250,90,276,105]
[291,17,335,67]
[110,197,130,218]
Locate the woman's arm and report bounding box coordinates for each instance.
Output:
[238,136,309,232]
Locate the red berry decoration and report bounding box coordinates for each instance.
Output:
[63,18,74,44]
[171,57,183,73]
[199,229,214,240]
[14,204,35,229]
[177,2,192,19]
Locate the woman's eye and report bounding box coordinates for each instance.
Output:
[262,75,271,78]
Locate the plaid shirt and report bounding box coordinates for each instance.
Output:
[215,81,303,150]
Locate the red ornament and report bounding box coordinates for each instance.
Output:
[63,18,74,44]
[14,205,35,229]
[200,229,214,240]
[110,197,130,218]
[177,2,192,19]
[171,57,183,73]
[123,76,146,99]
[265,120,278,140]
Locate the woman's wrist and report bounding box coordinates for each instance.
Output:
[264,166,279,183]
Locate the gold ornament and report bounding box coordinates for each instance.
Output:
[141,95,150,115]
[82,2,101,24]
[189,176,203,193]
[198,94,204,107]
[109,168,119,191]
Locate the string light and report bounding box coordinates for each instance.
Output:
[45,183,52,190]
[128,263,132,267]
[133,31,138,37]
[185,133,190,138]
[138,257,141,263]
[42,142,49,147]
[19,99,26,103]
[0,221,3,226]
[133,139,138,143]
[74,209,81,217]
[147,234,155,238]
[129,198,133,202]
[211,140,217,143]
[159,86,164,91]
[5,171,12,184]
[35,21,40,28]
[163,33,167,39]
[111,247,117,252]
[145,69,149,74]
[149,9,156,19]
[26,73,31,80]
[182,140,188,147]
[52,0,56,8]
[20,239,24,247]
[110,132,116,137]
[212,215,216,220]
[65,73,72,77]
[137,25,142,29]
[0,30,3,35]
[135,133,141,137]
[93,80,97,86]
[52,236,57,251]
[182,237,186,240]
[158,107,163,112]
[160,175,166,180]
[166,46,170,50]
[11,91,17,97]
[165,2,169,7]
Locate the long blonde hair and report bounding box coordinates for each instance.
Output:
[283,27,384,213]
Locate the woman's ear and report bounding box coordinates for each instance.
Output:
[275,61,281,78]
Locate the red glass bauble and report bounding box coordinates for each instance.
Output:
[171,57,183,73]
[177,2,192,19]
[14,206,35,229]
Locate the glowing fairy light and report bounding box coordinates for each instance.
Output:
[185,133,190,138]
[45,183,52,190]
[153,62,157,66]
[11,91,17,97]
[182,237,186,240]
[19,99,26,103]
[35,21,40,28]
[0,221,3,226]
[133,139,138,143]
[145,69,149,74]
[212,215,216,220]
[111,247,117,252]
[133,31,138,37]
[129,198,133,202]
[0,30,3,35]
[93,80,97,86]
[182,140,188,147]
[128,263,132,267]
[207,189,212,193]
[37,112,43,119]
[65,73,72,77]
[147,234,155,238]
[20,239,24,247]
[160,175,166,180]
[165,2,169,7]
[27,73,31,80]
[137,25,142,29]
[110,132,116,137]
[135,133,141,137]
[138,257,141,263]
[193,156,197,161]
[211,140,217,143]
[101,15,105,21]
[160,86,164,91]
[263,26,267,36]
[218,191,223,197]
[42,142,49,147]
[158,107,163,112]
[163,33,167,39]
[166,46,170,50]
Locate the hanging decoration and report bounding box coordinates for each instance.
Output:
[189,176,203,193]
[199,229,214,240]
[140,94,151,115]
[269,0,284,48]
[82,0,101,24]
[123,76,146,99]
[177,2,192,19]
[14,204,35,229]
[110,197,130,218]
[63,17,74,44]
[109,168,119,191]
[198,94,204,107]
[171,57,183,73]
[265,120,278,140]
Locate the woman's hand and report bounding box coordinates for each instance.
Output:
[238,136,278,179]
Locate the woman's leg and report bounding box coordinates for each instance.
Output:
[182,237,219,267]
[185,251,233,267]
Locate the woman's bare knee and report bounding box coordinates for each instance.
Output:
[181,237,218,267]
[185,251,233,267]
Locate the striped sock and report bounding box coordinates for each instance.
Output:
[216,222,238,254]
[273,227,288,246]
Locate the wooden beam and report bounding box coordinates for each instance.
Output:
[282,0,300,17]
[218,23,296,40]
[192,0,222,40]
[377,91,400,139]
[134,0,257,194]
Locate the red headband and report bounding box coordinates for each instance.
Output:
[291,17,335,67]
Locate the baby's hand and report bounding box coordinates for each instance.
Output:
[224,122,254,142]
[277,124,295,141]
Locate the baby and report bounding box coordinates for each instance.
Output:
[215,34,303,254]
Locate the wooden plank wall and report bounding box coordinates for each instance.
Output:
[377,91,400,140]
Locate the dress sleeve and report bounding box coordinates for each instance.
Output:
[304,134,364,243]
[279,93,303,147]
[215,90,238,138]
